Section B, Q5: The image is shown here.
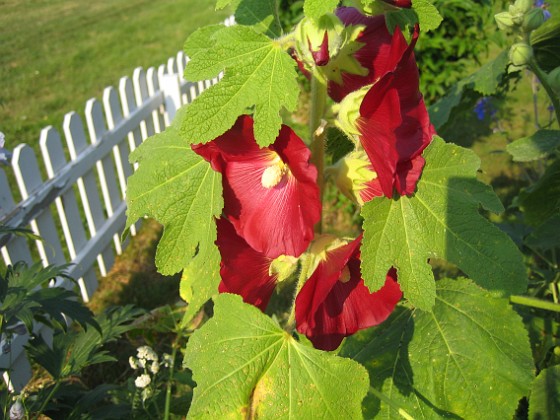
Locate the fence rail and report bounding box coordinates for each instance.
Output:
[0,15,234,391]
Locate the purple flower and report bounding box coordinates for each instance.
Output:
[535,0,551,20]
[474,97,497,121]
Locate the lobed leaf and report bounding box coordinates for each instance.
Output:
[126,107,223,277]
[507,129,560,162]
[412,0,442,32]
[341,278,534,419]
[184,294,369,419]
[303,0,340,21]
[529,365,560,420]
[361,137,526,310]
[182,25,299,147]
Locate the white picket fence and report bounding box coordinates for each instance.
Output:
[0,15,235,391]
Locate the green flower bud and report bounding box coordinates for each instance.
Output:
[523,8,546,32]
[295,14,345,68]
[514,0,533,13]
[548,67,560,95]
[509,43,533,67]
[508,5,525,25]
[269,255,299,282]
[495,12,515,31]
[329,150,377,206]
[335,85,370,138]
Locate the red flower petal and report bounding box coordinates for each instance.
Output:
[295,236,402,351]
[358,26,435,198]
[216,217,277,311]
[328,8,394,102]
[194,116,321,258]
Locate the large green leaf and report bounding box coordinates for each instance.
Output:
[215,0,282,37]
[184,294,369,419]
[529,365,560,420]
[532,19,560,72]
[361,137,526,310]
[126,107,223,277]
[341,278,534,419]
[182,25,299,147]
[304,0,339,20]
[507,129,560,162]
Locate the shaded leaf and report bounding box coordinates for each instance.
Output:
[361,137,526,310]
[525,215,560,250]
[341,278,534,419]
[518,159,560,227]
[215,0,282,37]
[529,365,560,420]
[184,294,369,419]
[182,25,299,147]
[507,130,560,162]
[304,0,340,21]
[532,19,560,72]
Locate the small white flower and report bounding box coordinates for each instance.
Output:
[137,345,158,362]
[9,399,24,420]
[134,373,151,389]
[162,353,173,368]
[149,360,160,374]
[141,387,153,402]
[137,358,146,369]
[129,356,139,370]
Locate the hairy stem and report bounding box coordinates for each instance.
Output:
[527,57,560,127]
[309,69,328,234]
[510,295,560,312]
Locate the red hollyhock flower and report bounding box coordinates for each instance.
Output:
[381,0,412,8]
[357,25,435,198]
[215,217,277,311]
[328,7,394,102]
[193,116,321,259]
[295,235,402,351]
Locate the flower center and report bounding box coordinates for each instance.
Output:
[339,265,351,283]
[261,156,288,188]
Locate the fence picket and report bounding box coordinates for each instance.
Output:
[40,127,98,299]
[64,112,113,278]
[0,169,32,266]
[147,67,165,133]
[133,67,156,137]
[12,145,65,267]
[86,99,124,255]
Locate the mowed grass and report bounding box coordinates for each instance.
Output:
[0,0,228,152]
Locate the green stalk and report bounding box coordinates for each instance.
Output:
[309,69,328,234]
[163,345,178,420]
[285,255,314,332]
[35,380,61,419]
[510,295,560,312]
[527,57,560,127]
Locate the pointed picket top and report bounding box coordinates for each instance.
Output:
[0,168,33,266]
[133,67,156,138]
[146,66,165,134]
[12,143,65,266]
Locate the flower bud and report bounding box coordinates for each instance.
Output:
[514,0,533,13]
[548,67,560,95]
[509,43,533,67]
[495,12,515,31]
[330,151,377,206]
[335,85,370,138]
[295,14,345,68]
[523,8,546,32]
[269,255,299,282]
[508,5,525,25]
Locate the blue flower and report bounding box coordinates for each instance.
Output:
[535,0,551,21]
[474,97,497,121]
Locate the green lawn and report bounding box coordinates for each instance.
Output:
[0,0,228,151]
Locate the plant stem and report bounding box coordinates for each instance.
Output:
[368,387,415,420]
[309,69,328,234]
[35,380,61,419]
[527,57,560,127]
[285,255,314,332]
[163,345,178,420]
[510,295,560,312]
